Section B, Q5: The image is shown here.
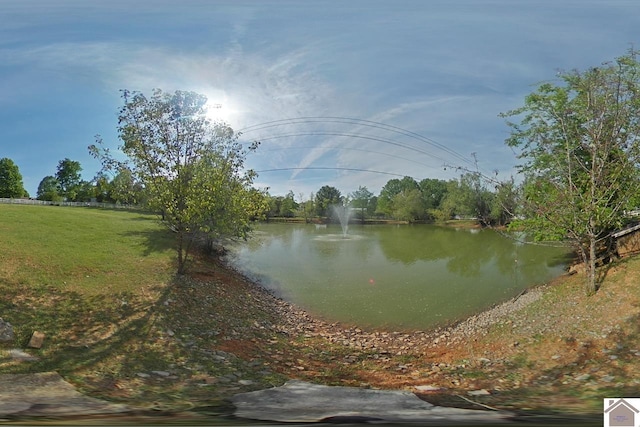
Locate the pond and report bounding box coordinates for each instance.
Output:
[227,223,570,330]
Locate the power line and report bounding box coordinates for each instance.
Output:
[256,132,452,165]
[257,145,439,169]
[239,116,477,169]
[254,167,407,178]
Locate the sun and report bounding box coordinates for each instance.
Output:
[203,92,240,126]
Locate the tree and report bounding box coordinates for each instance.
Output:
[315,185,342,217]
[377,176,419,218]
[297,192,315,222]
[350,186,374,222]
[392,188,425,222]
[0,158,27,198]
[36,176,61,201]
[110,168,139,205]
[75,180,96,202]
[490,178,518,226]
[90,89,260,274]
[502,50,640,294]
[280,191,298,218]
[55,158,83,201]
[419,178,448,212]
[93,172,112,202]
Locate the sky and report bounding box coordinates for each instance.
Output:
[2,1,639,199]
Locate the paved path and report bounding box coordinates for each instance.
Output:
[232,380,514,424]
[0,372,129,419]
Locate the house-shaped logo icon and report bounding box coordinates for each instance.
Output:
[605,398,639,426]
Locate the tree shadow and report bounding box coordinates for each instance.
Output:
[530,311,640,406]
[120,229,175,257]
[0,278,179,384]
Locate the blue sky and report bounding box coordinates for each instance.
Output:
[2,1,639,198]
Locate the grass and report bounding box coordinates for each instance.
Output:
[0,205,290,411]
[1,203,638,419]
[0,204,175,293]
[0,205,183,405]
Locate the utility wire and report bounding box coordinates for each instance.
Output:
[239,116,478,169]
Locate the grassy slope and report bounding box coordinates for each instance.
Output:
[0,204,638,419]
[0,205,289,412]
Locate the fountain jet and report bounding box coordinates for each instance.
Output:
[332,204,352,238]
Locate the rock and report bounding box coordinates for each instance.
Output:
[232,380,512,423]
[551,355,562,360]
[151,371,171,377]
[0,372,129,417]
[135,373,150,378]
[0,318,14,342]
[28,331,45,349]
[574,374,591,381]
[238,379,254,386]
[8,349,39,362]
[467,389,491,396]
[414,385,443,392]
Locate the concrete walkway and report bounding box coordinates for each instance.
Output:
[0,372,130,419]
[232,380,514,424]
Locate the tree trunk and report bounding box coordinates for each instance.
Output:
[177,231,186,275]
[586,236,597,295]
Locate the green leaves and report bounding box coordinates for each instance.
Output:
[0,157,27,198]
[502,49,640,293]
[93,89,259,274]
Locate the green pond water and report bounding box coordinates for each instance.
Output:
[228,223,570,330]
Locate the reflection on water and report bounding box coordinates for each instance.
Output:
[227,223,570,330]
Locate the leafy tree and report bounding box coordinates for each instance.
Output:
[377,176,419,218]
[280,191,298,218]
[315,185,342,217]
[392,188,425,222]
[0,158,27,198]
[267,194,283,218]
[75,180,96,202]
[55,158,83,201]
[350,186,375,222]
[93,172,112,202]
[296,192,315,222]
[419,178,447,210]
[502,50,640,294]
[459,172,494,225]
[489,178,518,226]
[110,168,139,205]
[90,89,260,274]
[36,176,61,201]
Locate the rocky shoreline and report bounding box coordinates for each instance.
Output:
[224,258,550,358]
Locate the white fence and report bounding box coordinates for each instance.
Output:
[0,198,135,209]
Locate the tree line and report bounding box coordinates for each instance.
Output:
[263,173,516,227]
[0,157,144,205]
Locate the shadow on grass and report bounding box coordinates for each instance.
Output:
[517,311,640,414]
[0,277,180,383]
[121,228,175,257]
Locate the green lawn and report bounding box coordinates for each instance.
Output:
[0,205,182,393]
[0,204,175,294]
[0,204,285,410]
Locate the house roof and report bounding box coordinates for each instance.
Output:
[612,223,640,239]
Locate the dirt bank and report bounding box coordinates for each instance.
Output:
[204,255,639,416]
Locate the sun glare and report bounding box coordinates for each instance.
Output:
[204,94,239,126]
